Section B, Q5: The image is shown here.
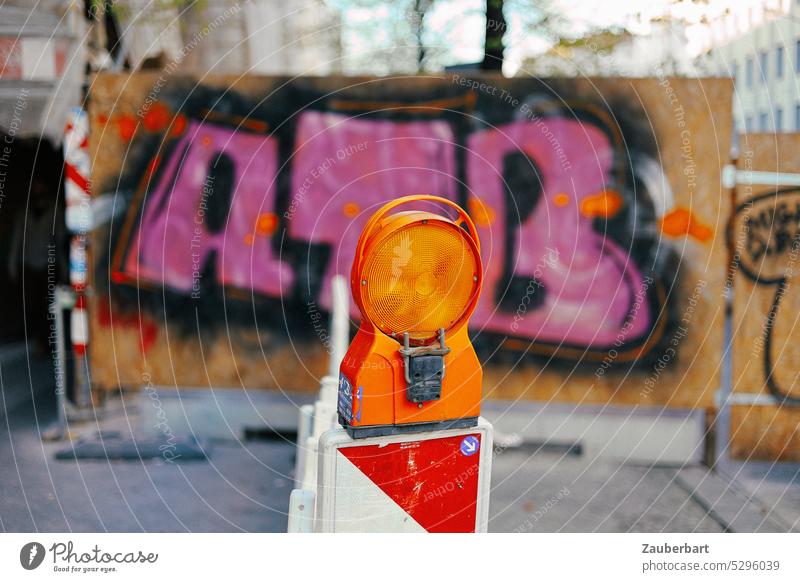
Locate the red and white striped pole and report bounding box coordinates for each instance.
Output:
[64,107,91,236]
[63,107,92,407]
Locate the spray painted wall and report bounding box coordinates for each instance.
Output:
[729,133,800,461]
[88,74,730,408]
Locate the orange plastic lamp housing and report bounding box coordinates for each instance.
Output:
[352,195,482,344]
[341,195,484,439]
[359,218,480,342]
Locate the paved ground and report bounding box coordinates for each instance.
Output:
[1,351,798,533]
[1,400,295,532]
[489,449,724,532]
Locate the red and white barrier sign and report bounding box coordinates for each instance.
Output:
[70,294,89,356]
[63,107,91,234]
[315,419,493,532]
[63,107,91,372]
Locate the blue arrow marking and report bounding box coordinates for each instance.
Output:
[460,435,479,456]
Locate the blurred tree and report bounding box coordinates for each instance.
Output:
[332,0,711,76]
[333,0,566,74]
[331,0,437,74]
[481,0,505,70]
[411,0,435,72]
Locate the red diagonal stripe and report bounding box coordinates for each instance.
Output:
[65,162,91,194]
[340,433,481,532]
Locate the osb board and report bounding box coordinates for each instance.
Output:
[729,132,800,461]
[89,319,329,394]
[729,405,800,461]
[483,77,731,408]
[87,74,731,406]
[88,74,329,392]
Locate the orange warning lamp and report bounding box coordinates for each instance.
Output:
[338,195,484,438]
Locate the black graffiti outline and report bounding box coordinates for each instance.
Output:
[106,84,673,366]
[729,188,800,405]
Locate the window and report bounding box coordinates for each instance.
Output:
[775,107,783,131]
[795,104,800,130]
[747,57,754,86]
[759,111,769,131]
[796,40,800,73]
[732,62,739,85]
[746,116,753,132]
[760,50,768,82]
[777,46,784,78]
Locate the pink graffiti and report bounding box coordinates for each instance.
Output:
[123,120,293,297]
[118,110,657,354]
[466,119,652,348]
[287,111,459,314]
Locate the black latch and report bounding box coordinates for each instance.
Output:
[406,354,444,403]
[400,329,450,404]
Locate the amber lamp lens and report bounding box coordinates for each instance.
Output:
[360,220,479,342]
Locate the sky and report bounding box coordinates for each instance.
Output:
[331,0,788,75]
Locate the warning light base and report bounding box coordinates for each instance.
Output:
[317,417,493,532]
[339,415,478,440]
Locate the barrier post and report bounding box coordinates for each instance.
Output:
[290,196,493,533]
[63,107,92,410]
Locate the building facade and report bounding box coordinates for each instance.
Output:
[698,0,800,133]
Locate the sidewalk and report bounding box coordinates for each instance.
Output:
[0,386,797,533]
[489,446,798,532]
